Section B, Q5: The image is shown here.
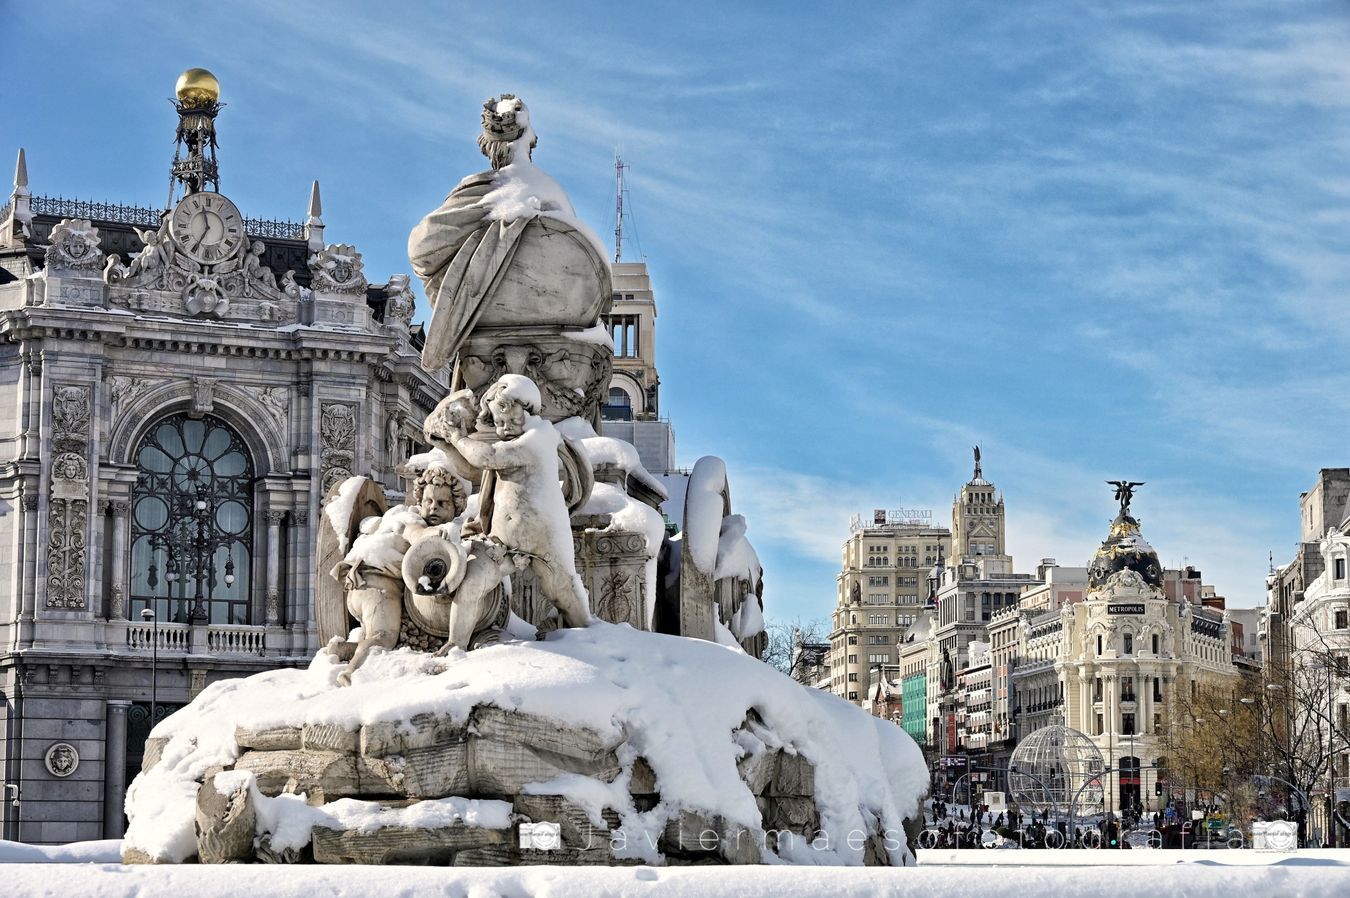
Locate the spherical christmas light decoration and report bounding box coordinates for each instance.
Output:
[1007,725,1106,821]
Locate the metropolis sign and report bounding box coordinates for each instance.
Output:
[1108,603,1145,615]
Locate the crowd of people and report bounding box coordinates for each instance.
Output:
[922,800,1138,849]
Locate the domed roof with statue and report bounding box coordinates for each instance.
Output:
[1086,480,1163,590]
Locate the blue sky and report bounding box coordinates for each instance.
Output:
[6,1,1349,619]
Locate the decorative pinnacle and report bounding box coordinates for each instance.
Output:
[307,179,322,221]
[14,147,28,191]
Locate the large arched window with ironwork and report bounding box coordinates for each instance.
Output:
[129,413,254,624]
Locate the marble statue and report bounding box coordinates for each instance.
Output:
[323,461,518,684]
[407,94,613,424]
[408,95,540,372]
[425,374,591,629]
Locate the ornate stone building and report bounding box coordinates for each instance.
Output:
[0,70,445,843]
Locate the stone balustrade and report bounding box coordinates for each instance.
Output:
[115,620,268,656]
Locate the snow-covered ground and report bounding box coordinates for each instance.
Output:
[1,856,1346,898]
[0,839,122,864]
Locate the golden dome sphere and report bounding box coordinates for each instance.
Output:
[175,68,220,107]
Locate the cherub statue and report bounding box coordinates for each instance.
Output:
[322,461,516,685]
[105,223,175,285]
[327,463,461,684]
[241,239,277,289]
[425,374,591,629]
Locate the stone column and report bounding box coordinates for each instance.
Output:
[103,700,131,838]
[109,501,131,619]
[1080,675,1091,733]
[264,510,285,626]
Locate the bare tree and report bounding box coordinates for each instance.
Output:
[762,616,829,683]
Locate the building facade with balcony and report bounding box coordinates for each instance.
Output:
[0,73,445,843]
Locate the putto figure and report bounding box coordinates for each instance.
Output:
[426,374,591,629]
[329,463,464,685]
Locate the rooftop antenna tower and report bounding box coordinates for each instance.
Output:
[613,153,626,263]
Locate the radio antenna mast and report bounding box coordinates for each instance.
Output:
[613,153,626,263]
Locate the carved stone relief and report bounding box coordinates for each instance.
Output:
[257,386,289,428]
[102,219,292,321]
[46,497,89,609]
[265,587,280,625]
[44,743,80,777]
[319,402,357,493]
[309,244,368,296]
[47,384,92,610]
[191,377,217,416]
[456,334,612,425]
[384,274,416,328]
[109,375,163,417]
[44,219,105,273]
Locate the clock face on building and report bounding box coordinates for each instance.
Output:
[170,191,245,264]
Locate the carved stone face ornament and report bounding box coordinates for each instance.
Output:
[44,742,80,777]
[419,483,459,527]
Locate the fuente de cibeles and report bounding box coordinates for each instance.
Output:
[118,94,927,868]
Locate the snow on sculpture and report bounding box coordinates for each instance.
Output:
[118,94,927,870]
[324,460,515,685]
[424,374,591,629]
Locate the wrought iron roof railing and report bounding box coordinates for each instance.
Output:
[29,195,305,240]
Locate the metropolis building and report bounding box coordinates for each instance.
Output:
[0,70,447,842]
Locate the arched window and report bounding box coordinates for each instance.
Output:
[129,413,254,624]
[602,386,633,422]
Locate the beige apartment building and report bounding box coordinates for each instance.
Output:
[829,510,951,703]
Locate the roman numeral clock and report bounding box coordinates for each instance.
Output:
[171,192,245,264]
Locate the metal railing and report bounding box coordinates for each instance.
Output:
[28,195,305,240]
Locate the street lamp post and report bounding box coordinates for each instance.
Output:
[140,607,158,725]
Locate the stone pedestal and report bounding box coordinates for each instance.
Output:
[455,329,612,425]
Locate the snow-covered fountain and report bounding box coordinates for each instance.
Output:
[119,95,927,868]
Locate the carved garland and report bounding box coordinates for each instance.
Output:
[47,384,92,609]
[319,402,357,493]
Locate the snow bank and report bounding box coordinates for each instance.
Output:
[123,623,927,866]
[8,853,1350,897]
[0,838,122,864]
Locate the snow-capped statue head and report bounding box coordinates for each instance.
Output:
[413,462,468,526]
[478,94,536,170]
[478,374,542,439]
